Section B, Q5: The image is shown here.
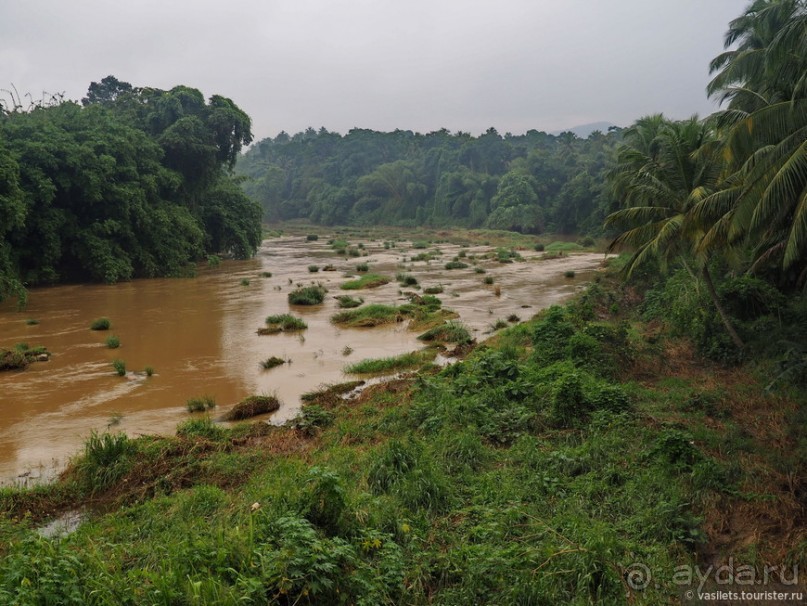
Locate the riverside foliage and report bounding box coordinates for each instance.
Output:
[0,76,261,303]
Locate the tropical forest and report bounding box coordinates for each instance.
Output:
[0,1,805,604]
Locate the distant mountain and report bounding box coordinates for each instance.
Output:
[551,121,617,138]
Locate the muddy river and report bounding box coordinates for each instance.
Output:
[0,237,605,485]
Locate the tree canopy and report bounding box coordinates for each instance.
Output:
[0,77,261,303]
[236,125,621,234]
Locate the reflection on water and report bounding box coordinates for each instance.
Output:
[0,237,604,484]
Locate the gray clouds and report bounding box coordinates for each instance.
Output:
[1,0,746,139]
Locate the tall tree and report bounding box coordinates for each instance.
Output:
[606,115,745,348]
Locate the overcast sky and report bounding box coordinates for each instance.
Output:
[1,0,746,141]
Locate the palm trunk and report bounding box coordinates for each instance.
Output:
[701,265,744,350]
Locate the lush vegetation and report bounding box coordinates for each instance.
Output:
[344,349,437,374]
[237,124,619,236]
[0,76,261,304]
[1,2,806,604]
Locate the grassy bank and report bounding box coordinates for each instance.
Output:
[1,268,804,604]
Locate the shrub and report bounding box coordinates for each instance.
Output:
[240,278,251,286]
[144,366,155,377]
[306,234,319,241]
[260,271,272,278]
[260,356,286,370]
[288,285,327,305]
[564,270,576,279]
[356,262,369,272]
[207,254,221,266]
[396,273,418,286]
[444,261,468,270]
[412,240,428,249]
[25,319,39,325]
[90,317,110,331]
[187,395,217,412]
[105,335,120,349]
[484,276,494,285]
[308,265,320,273]
[548,371,590,427]
[423,285,444,294]
[112,359,126,376]
[299,466,346,533]
[534,243,545,251]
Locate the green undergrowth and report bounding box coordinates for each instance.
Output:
[345,349,437,375]
[1,272,804,604]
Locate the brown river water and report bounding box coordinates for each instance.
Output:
[0,237,605,485]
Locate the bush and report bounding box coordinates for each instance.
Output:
[299,466,346,533]
[112,359,126,376]
[288,285,327,305]
[534,243,545,252]
[423,285,444,294]
[308,265,320,273]
[260,356,286,370]
[289,405,336,436]
[549,371,590,428]
[564,270,576,279]
[396,273,418,286]
[444,261,469,270]
[90,317,110,331]
[332,304,402,327]
[105,335,120,349]
[356,262,369,272]
[306,234,319,241]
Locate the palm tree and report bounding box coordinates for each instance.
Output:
[701,0,807,279]
[606,115,745,348]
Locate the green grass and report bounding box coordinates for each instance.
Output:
[423,285,444,294]
[265,314,307,330]
[546,241,585,252]
[144,366,155,377]
[344,349,437,374]
[105,335,120,349]
[186,395,216,412]
[2,260,799,606]
[417,321,473,344]
[288,285,327,305]
[335,295,364,308]
[340,274,390,290]
[356,262,369,272]
[331,304,402,327]
[90,317,110,331]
